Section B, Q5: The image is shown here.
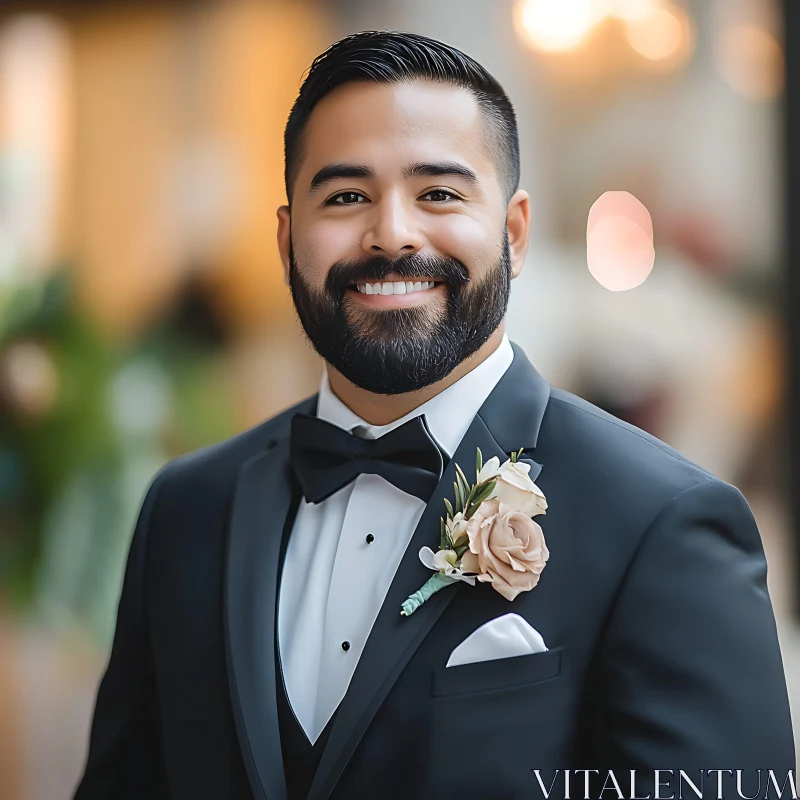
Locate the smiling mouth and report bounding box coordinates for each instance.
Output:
[349,279,444,296]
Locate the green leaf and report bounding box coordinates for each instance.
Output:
[473,478,497,504]
[460,486,473,513]
[454,541,471,559]
[443,497,454,520]
[464,478,497,519]
[475,447,483,480]
[455,468,472,517]
[440,516,447,549]
[463,486,475,510]
[455,462,470,493]
[453,481,464,514]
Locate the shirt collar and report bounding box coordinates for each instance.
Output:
[315,333,514,457]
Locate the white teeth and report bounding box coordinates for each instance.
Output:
[356,280,437,295]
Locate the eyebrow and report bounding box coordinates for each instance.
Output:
[308,160,480,194]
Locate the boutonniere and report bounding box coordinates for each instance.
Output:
[401,448,549,616]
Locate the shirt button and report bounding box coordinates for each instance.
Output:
[365,533,375,544]
[341,641,350,651]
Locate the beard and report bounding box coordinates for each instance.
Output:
[288,231,512,395]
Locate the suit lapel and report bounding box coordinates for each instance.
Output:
[223,434,296,800]
[307,341,551,800]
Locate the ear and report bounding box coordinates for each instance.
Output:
[276,204,291,286]
[506,190,531,280]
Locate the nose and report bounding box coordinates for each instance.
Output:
[361,193,425,258]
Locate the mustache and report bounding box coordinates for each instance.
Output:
[325,253,470,299]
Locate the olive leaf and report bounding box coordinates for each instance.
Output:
[464,478,497,519]
[454,540,471,560]
[453,480,464,514]
[454,462,470,494]
[443,496,455,521]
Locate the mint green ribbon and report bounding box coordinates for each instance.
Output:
[401,572,459,616]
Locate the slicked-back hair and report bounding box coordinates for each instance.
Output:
[283,30,520,206]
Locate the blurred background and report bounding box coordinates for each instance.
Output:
[0,0,794,796]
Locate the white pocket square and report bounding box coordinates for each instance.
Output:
[446,612,548,668]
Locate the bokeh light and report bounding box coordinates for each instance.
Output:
[716,24,784,101]
[0,14,71,275]
[623,0,694,69]
[587,191,655,291]
[606,0,658,22]
[0,340,59,418]
[513,0,605,53]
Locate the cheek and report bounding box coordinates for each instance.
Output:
[293,220,355,287]
[429,215,499,272]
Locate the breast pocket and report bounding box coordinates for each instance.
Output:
[432,646,563,697]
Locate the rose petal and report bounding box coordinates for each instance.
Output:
[460,497,549,600]
[459,553,479,575]
[477,456,501,484]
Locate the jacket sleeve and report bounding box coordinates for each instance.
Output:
[73,467,172,799]
[583,476,795,797]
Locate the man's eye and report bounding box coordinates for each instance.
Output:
[328,192,366,206]
[422,189,459,203]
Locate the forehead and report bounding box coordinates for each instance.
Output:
[299,80,497,186]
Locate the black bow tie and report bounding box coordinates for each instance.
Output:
[289,412,445,504]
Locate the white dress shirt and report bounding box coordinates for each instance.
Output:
[277,334,514,743]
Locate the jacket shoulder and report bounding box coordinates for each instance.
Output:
[539,387,754,593]
[543,385,723,505]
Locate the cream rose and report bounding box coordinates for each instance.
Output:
[477,456,547,517]
[459,497,549,601]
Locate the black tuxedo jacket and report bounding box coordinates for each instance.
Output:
[73,343,794,800]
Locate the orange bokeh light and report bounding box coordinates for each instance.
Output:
[623,0,694,69]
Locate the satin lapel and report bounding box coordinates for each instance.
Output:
[307,413,509,800]
[223,438,293,800]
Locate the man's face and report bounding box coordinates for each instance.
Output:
[277,79,528,394]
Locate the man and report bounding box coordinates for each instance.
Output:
[74,31,794,800]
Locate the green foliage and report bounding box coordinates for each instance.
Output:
[0,269,238,629]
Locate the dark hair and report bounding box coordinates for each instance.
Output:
[283,30,520,205]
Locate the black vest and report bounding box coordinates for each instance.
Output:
[275,479,338,800]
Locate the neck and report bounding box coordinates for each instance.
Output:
[325,326,506,426]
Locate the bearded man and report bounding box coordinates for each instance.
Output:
[74,31,794,800]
